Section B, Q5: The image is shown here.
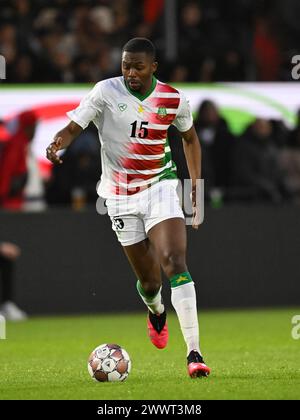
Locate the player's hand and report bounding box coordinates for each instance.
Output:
[191,188,201,230]
[46,137,63,164]
[0,242,21,260]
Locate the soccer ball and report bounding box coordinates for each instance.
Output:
[87,343,131,382]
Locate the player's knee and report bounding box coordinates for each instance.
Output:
[139,278,161,296]
[160,250,186,278]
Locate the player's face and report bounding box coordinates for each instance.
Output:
[122,52,157,93]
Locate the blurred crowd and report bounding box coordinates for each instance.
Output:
[47,100,300,206]
[41,101,300,207]
[1,102,300,210]
[1,0,300,210]
[172,101,300,206]
[0,0,299,83]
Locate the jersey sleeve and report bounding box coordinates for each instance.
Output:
[66,82,104,129]
[172,92,193,132]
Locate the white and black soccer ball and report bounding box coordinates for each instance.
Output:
[88,343,131,382]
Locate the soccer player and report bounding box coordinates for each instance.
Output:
[46,38,210,378]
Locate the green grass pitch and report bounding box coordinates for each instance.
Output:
[0,308,299,400]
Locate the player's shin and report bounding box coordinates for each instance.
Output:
[136,280,164,315]
[170,272,201,356]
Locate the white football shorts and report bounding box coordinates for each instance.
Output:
[105,179,185,246]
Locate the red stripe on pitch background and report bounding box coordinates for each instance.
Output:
[0,126,10,142]
[32,103,80,120]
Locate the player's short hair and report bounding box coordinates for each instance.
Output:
[122,38,156,60]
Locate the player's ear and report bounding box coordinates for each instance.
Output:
[152,61,158,73]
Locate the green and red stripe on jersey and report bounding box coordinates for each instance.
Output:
[121,157,165,171]
[126,142,165,155]
[112,81,181,195]
[155,81,179,93]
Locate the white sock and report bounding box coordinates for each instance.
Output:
[136,281,165,315]
[171,282,201,356]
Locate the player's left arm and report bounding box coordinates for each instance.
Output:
[180,125,202,230]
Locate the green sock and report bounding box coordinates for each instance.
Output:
[170,271,193,288]
[169,272,201,355]
[136,280,164,315]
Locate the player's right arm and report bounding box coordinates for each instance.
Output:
[46,82,104,164]
[46,121,83,164]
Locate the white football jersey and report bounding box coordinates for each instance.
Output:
[67,76,193,198]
